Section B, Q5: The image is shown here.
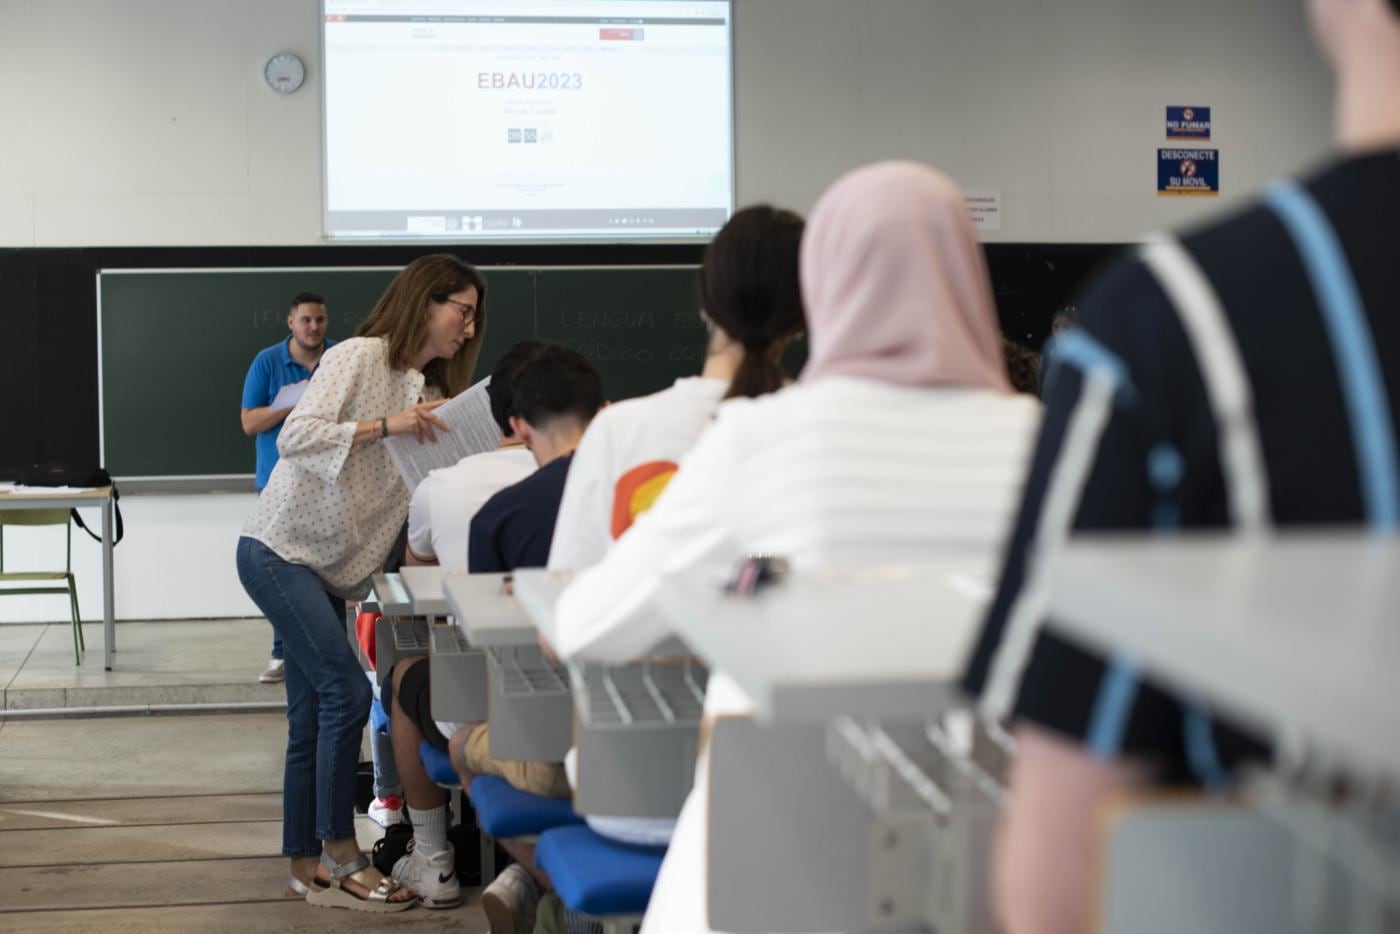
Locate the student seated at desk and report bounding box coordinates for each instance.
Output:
[960,3,1400,932]
[383,346,604,911]
[553,161,1043,934]
[405,340,543,569]
[545,204,806,850]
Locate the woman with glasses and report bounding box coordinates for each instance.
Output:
[236,253,487,912]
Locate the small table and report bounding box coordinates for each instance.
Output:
[443,573,538,647]
[0,486,118,670]
[1047,532,1400,780]
[655,559,996,724]
[398,565,460,617]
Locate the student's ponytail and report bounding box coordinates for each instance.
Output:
[698,206,807,400]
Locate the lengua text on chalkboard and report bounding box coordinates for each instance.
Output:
[560,309,657,329]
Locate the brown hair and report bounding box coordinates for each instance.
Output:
[1001,337,1042,395]
[699,206,807,400]
[354,254,488,396]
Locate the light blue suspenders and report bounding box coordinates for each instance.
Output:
[1086,182,1395,777]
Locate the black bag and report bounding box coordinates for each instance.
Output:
[371,822,415,875]
[367,803,506,886]
[16,463,124,545]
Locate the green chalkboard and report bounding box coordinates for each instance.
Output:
[98,265,721,479]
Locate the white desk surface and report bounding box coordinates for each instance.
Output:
[655,560,995,724]
[510,569,575,647]
[372,573,414,616]
[398,566,463,617]
[0,485,114,509]
[1048,533,1400,780]
[443,574,538,646]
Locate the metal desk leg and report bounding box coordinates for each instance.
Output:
[103,495,115,670]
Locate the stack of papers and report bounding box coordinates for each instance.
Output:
[384,378,505,492]
[3,485,98,495]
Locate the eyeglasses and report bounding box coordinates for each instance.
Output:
[435,296,476,323]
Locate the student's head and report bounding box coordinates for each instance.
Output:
[354,254,488,396]
[799,160,1009,392]
[288,292,328,351]
[486,340,547,437]
[507,346,605,461]
[1307,0,1400,86]
[699,205,807,400]
[1001,338,1041,395]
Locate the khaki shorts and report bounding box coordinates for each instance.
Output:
[461,723,570,799]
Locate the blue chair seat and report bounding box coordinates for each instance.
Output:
[535,824,666,917]
[419,740,459,786]
[469,775,583,838]
[369,696,390,734]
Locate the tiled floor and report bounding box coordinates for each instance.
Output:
[0,620,488,933]
[1,618,288,710]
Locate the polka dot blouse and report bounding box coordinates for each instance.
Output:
[242,336,427,599]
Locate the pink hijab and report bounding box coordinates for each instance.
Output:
[799,161,1011,392]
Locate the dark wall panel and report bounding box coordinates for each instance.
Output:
[0,241,1124,479]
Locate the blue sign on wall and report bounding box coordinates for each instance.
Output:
[1166,106,1212,140]
[1158,148,1220,196]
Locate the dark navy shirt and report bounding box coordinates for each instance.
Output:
[963,149,1400,785]
[241,336,336,490]
[468,454,573,573]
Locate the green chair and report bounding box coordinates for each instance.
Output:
[0,509,85,664]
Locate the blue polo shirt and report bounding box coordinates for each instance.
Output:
[241,336,336,490]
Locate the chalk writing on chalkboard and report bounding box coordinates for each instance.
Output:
[559,309,657,329]
[563,336,657,362]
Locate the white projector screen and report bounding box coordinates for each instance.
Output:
[322,0,734,241]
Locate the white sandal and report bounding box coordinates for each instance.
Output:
[285,875,310,897]
[305,852,418,913]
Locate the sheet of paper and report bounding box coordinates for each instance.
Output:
[270,379,309,411]
[7,485,97,495]
[384,377,503,493]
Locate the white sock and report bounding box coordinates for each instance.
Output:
[408,804,448,856]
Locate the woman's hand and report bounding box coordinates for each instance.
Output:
[386,400,450,444]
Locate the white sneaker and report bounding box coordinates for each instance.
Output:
[392,841,461,909]
[367,795,406,828]
[482,863,540,934]
[259,658,285,683]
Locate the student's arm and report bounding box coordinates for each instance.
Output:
[995,726,1152,934]
[405,477,439,566]
[240,405,295,436]
[547,415,616,571]
[553,418,738,663]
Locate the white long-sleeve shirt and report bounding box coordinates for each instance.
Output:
[549,376,728,572]
[552,376,1041,934]
[242,336,426,599]
[553,377,1042,663]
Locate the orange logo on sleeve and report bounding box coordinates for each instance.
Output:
[611,461,679,539]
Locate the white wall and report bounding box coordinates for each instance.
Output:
[0,0,1334,248]
[0,495,260,624]
[0,0,1340,620]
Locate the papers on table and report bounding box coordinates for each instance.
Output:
[270,379,310,411]
[384,377,503,492]
[4,485,97,495]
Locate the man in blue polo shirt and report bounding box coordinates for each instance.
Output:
[240,291,334,682]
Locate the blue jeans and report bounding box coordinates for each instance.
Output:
[369,675,403,799]
[271,629,284,661]
[236,536,370,856]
